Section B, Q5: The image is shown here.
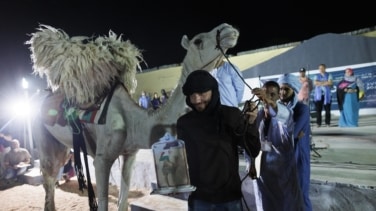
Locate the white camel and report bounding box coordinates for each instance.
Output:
[27,23,239,211]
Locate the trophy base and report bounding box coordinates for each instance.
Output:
[151,185,196,195]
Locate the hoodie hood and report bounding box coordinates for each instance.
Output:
[182,70,220,113]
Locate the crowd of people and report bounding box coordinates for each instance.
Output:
[175,62,366,210]
[0,131,75,187]
[311,64,365,128]
[138,88,170,110]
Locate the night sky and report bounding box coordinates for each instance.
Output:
[1,0,375,94]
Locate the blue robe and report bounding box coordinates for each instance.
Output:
[337,76,364,127]
[339,88,359,127]
[278,73,312,211]
[293,102,312,211]
[255,103,304,211]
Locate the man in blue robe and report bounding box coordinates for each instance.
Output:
[278,73,312,211]
[252,80,304,211]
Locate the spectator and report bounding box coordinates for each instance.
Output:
[3,139,31,181]
[151,92,162,110]
[252,80,304,211]
[177,70,260,211]
[160,89,169,105]
[138,91,150,110]
[278,73,312,211]
[298,67,313,105]
[313,64,333,127]
[336,68,365,127]
[0,133,12,178]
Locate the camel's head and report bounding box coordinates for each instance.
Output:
[181,23,239,71]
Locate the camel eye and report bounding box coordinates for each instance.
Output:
[193,39,203,49]
[193,39,202,45]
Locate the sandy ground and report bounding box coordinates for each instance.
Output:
[0,177,148,211]
[1,176,376,211]
[2,126,376,211]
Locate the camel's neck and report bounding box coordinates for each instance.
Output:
[194,55,225,72]
[154,54,224,120]
[147,53,226,143]
[152,61,192,125]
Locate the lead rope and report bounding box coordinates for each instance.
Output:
[66,108,98,211]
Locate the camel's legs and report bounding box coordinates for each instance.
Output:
[94,129,127,211]
[42,175,57,211]
[41,148,69,211]
[93,154,114,211]
[118,153,137,211]
[34,120,70,211]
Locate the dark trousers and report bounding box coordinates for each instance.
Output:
[315,95,331,126]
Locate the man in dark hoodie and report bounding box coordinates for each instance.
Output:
[177,70,260,210]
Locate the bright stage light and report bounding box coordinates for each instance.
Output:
[10,98,30,118]
[1,79,35,118]
[22,77,29,89]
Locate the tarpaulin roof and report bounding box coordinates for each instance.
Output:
[242,33,376,78]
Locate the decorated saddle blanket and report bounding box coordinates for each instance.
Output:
[77,96,110,124]
[41,90,112,126]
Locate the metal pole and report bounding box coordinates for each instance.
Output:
[22,78,34,167]
[25,91,34,167]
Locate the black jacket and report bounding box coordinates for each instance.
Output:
[177,104,260,203]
